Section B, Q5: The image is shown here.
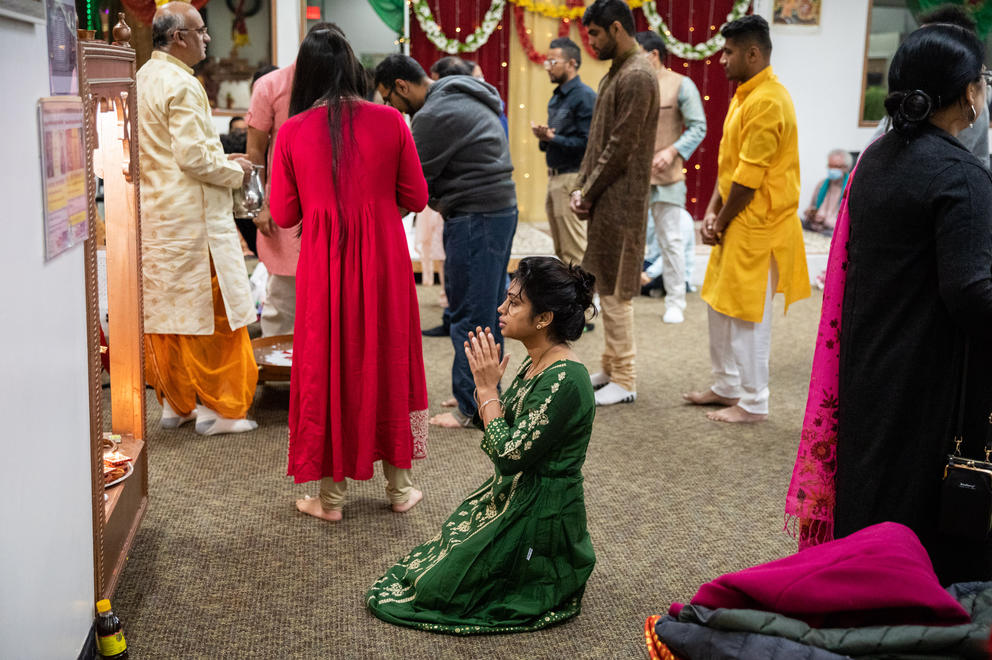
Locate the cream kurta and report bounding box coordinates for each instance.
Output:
[137,51,255,335]
[701,66,810,323]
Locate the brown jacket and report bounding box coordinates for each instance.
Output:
[576,47,659,299]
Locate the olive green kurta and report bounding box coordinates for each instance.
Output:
[576,47,659,300]
[366,359,596,635]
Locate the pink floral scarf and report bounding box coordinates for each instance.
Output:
[784,159,861,550]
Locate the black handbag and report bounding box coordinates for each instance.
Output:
[939,342,992,540]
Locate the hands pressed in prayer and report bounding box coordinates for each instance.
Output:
[569,190,591,220]
[465,327,509,426]
[465,326,509,395]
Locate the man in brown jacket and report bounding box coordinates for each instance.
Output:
[570,0,659,406]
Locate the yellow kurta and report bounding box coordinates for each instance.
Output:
[137,51,256,335]
[701,66,810,323]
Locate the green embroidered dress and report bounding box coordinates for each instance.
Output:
[366,359,596,635]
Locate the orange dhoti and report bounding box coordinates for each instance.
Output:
[144,273,258,418]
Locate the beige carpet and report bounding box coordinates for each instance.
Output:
[111,285,821,659]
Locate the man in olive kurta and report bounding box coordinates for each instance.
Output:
[570,0,659,406]
[685,15,810,423]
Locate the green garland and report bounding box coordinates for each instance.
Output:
[642,0,752,60]
[411,0,507,54]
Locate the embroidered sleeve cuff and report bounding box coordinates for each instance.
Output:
[733,161,766,189]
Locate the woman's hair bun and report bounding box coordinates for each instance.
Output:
[884,89,934,133]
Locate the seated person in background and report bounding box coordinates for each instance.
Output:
[220,116,247,154]
[367,257,597,634]
[802,148,851,235]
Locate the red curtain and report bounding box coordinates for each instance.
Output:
[409,0,511,103]
[634,2,742,219]
[119,0,210,29]
[405,2,743,220]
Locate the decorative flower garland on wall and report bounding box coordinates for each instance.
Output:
[642,0,753,60]
[411,0,506,54]
[413,0,753,59]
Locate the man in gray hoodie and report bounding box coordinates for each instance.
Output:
[375,55,518,428]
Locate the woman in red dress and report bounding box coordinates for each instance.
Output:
[268,25,429,521]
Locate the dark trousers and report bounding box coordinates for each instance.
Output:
[442,206,518,417]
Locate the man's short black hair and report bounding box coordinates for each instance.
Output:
[918,4,977,33]
[582,0,635,36]
[373,54,427,90]
[721,14,772,55]
[549,37,582,67]
[229,116,244,130]
[634,30,666,58]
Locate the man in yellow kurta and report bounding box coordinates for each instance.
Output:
[137,2,259,435]
[684,15,810,423]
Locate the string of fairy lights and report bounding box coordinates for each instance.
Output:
[408,0,744,216]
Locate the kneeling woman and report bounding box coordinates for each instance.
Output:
[367,257,597,634]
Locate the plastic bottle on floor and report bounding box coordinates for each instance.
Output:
[95,599,128,659]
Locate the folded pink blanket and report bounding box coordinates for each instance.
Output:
[669,522,971,628]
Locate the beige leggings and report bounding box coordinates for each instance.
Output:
[318,461,413,511]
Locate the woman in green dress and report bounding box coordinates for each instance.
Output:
[366,257,597,634]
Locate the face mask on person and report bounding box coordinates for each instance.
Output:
[827,168,845,181]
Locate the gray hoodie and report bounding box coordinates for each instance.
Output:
[410,75,516,217]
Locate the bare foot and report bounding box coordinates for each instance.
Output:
[429,412,468,428]
[682,389,740,406]
[441,398,457,408]
[392,488,423,513]
[295,496,343,522]
[706,405,767,424]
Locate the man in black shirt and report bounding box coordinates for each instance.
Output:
[531,38,597,269]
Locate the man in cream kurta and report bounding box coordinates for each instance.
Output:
[137,2,259,435]
[684,15,810,423]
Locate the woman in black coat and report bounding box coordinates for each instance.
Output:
[836,23,992,584]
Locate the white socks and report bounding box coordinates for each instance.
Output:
[594,382,636,406]
[589,371,611,390]
[161,400,196,429]
[193,404,258,436]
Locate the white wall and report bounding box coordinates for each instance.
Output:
[0,14,96,660]
[319,0,398,60]
[754,0,876,208]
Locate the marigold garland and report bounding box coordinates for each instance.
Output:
[513,0,596,64]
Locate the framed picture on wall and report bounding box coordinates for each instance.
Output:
[0,0,45,24]
[773,0,821,26]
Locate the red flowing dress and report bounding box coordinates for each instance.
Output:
[269,102,429,484]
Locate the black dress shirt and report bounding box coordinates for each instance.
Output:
[539,75,596,173]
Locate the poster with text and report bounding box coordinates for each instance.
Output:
[39,97,88,261]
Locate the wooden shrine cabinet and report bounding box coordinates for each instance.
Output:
[79,21,148,600]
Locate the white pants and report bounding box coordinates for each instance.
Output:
[260,273,296,337]
[650,201,688,310]
[707,262,778,414]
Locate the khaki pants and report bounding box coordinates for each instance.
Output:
[545,172,587,267]
[600,293,636,391]
[260,273,296,337]
[318,461,413,511]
